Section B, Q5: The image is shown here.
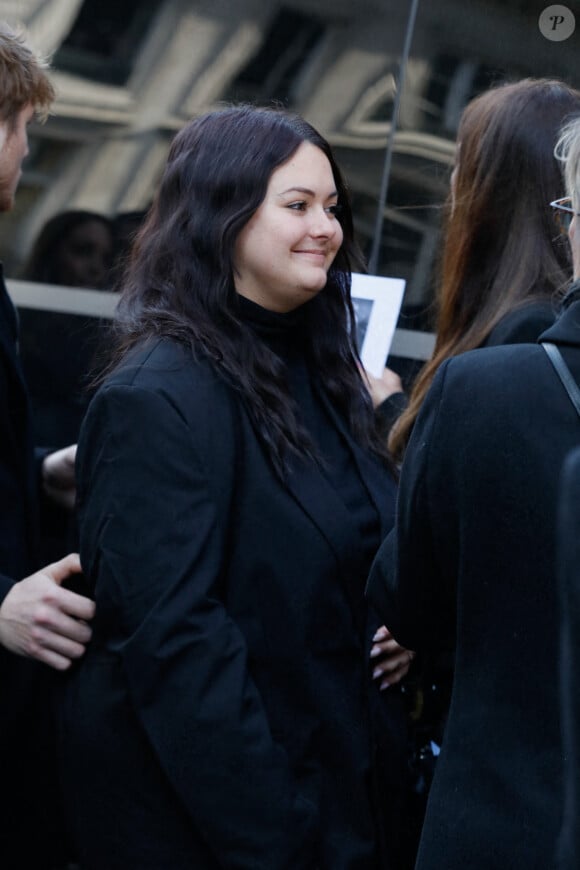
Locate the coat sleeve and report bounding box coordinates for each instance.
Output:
[0,571,14,605]
[366,362,455,652]
[77,382,316,870]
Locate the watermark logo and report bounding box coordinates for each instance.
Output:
[539,5,576,41]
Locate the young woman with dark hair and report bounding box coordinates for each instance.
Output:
[388,77,580,461]
[110,107,388,473]
[57,105,414,870]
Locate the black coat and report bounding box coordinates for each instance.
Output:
[0,269,67,867]
[556,446,580,870]
[482,299,557,347]
[58,336,402,870]
[367,294,580,869]
[0,268,38,598]
[378,298,557,434]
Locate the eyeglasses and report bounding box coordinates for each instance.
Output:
[550,197,580,234]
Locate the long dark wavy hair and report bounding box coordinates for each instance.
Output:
[109,104,392,476]
[390,78,580,461]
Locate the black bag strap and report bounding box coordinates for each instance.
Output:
[541,342,580,418]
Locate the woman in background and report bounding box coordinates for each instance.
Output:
[381,78,580,460]
[18,210,115,448]
[366,112,580,869]
[22,209,114,290]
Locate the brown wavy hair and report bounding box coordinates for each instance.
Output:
[390,78,580,461]
[0,22,55,127]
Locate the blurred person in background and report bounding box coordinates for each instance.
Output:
[18,210,115,448]
[22,209,114,290]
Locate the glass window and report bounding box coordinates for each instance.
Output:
[53,0,164,84]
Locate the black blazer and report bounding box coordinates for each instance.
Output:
[367,296,580,869]
[556,446,580,870]
[58,337,400,870]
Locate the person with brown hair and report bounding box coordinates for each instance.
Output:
[366,111,580,867]
[388,78,580,461]
[366,79,580,775]
[0,21,95,869]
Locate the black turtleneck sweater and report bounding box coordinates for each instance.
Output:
[237,294,381,575]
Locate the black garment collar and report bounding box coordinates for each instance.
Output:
[539,282,580,348]
[235,294,312,360]
[236,294,308,336]
[561,278,580,311]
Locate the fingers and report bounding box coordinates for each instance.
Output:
[24,590,93,651]
[25,618,90,668]
[42,555,95,621]
[0,563,94,668]
[42,447,77,510]
[43,444,77,478]
[370,637,400,659]
[362,367,404,407]
[32,647,76,672]
[64,443,77,463]
[372,648,413,683]
[45,553,82,584]
[50,586,96,622]
[370,625,397,658]
[32,605,93,644]
[370,626,416,690]
[377,660,410,691]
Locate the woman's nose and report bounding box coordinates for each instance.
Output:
[309,206,336,237]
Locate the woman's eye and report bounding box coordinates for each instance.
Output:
[286,201,341,216]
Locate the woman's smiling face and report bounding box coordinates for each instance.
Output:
[233,141,343,313]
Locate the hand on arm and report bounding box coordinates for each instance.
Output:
[0,553,95,670]
[42,444,77,510]
[370,624,415,690]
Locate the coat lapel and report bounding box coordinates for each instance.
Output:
[282,388,396,638]
[283,458,368,637]
[284,456,364,571]
[315,385,397,539]
[540,297,580,348]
